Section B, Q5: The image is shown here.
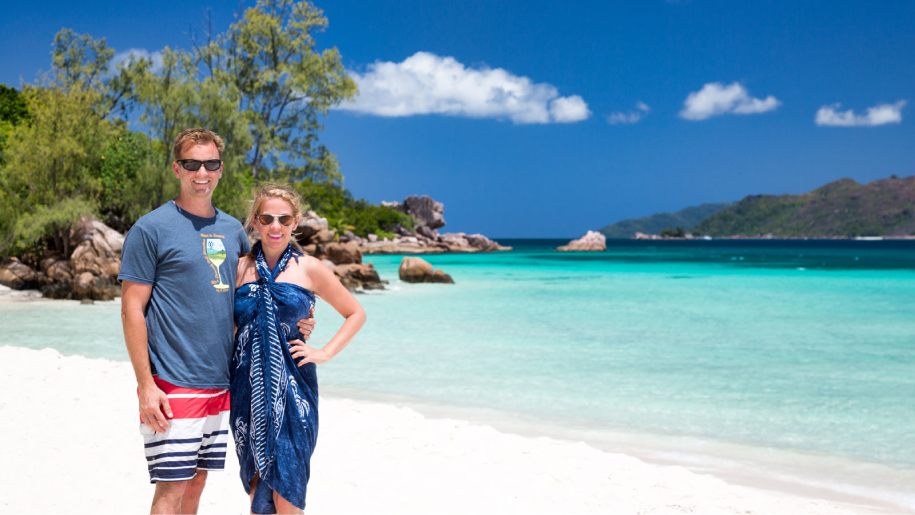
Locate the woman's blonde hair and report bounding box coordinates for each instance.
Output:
[245,183,305,255]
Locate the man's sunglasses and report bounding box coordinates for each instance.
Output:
[257,213,295,226]
[176,159,222,172]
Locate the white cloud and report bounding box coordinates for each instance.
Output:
[550,95,590,123]
[680,82,780,120]
[109,48,164,76]
[815,101,906,127]
[607,101,651,125]
[338,51,590,124]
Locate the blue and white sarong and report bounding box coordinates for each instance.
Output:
[231,243,318,513]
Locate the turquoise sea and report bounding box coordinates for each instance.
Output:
[3,239,914,510]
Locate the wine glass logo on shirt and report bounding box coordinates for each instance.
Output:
[205,238,230,292]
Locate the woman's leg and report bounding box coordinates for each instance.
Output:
[248,474,259,512]
[272,491,304,515]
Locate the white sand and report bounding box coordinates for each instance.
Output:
[0,346,890,514]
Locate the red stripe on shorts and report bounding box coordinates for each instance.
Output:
[137,376,230,421]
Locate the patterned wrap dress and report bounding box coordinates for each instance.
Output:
[231,243,318,513]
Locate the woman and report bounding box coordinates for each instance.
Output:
[231,184,365,513]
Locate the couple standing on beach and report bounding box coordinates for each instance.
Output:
[119,128,366,514]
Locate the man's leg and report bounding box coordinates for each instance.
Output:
[150,480,188,514]
[179,470,208,514]
[143,379,227,514]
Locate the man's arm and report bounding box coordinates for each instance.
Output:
[121,280,172,433]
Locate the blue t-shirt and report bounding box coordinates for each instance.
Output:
[119,201,251,388]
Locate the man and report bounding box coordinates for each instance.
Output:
[119,128,313,514]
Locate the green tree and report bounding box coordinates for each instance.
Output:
[0,84,29,124]
[0,84,30,164]
[118,0,355,216]
[49,29,135,118]
[127,47,253,216]
[211,0,356,182]
[0,30,146,257]
[0,86,111,256]
[98,129,165,232]
[2,1,364,259]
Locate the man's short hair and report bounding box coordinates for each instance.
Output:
[172,128,225,160]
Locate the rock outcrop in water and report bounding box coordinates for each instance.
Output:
[0,214,387,298]
[292,211,385,292]
[402,195,446,234]
[557,230,607,251]
[359,195,510,254]
[398,257,454,284]
[0,217,123,300]
[0,258,39,290]
[67,218,124,300]
[333,263,386,291]
[0,195,498,298]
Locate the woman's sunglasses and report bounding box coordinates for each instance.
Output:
[257,213,295,226]
[176,159,222,172]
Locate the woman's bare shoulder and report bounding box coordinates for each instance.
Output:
[301,254,325,266]
[237,254,254,271]
[236,255,257,284]
[295,254,330,273]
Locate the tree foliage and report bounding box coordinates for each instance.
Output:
[98,129,166,232]
[694,177,915,237]
[215,0,356,182]
[116,0,356,215]
[0,87,111,255]
[50,29,135,118]
[600,203,731,239]
[127,47,254,215]
[295,179,413,238]
[0,85,29,125]
[0,1,380,260]
[659,227,686,238]
[0,84,30,164]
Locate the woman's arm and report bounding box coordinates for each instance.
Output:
[289,257,366,365]
[236,255,252,288]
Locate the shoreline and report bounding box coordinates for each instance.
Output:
[1,290,914,513]
[321,385,914,514]
[0,345,905,514]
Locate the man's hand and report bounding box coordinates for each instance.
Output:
[296,307,316,340]
[138,383,173,434]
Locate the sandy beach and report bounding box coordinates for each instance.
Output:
[0,345,893,514]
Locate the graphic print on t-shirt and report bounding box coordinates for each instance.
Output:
[202,234,230,292]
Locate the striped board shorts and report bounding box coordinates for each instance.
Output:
[140,377,230,483]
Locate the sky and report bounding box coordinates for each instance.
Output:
[2,0,914,237]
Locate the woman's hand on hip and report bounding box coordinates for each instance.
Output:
[288,338,330,366]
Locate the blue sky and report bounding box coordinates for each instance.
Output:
[3,1,914,237]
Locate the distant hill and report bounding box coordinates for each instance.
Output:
[600,203,731,238]
[695,176,915,237]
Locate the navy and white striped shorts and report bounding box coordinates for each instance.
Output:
[139,377,230,483]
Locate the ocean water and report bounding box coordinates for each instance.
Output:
[3,239,914,508]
